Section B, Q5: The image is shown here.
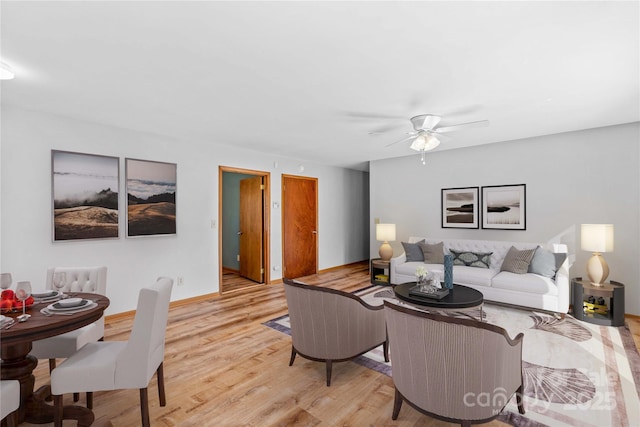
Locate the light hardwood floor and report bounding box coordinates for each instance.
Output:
[28,262,640,427]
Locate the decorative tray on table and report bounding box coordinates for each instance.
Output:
[408,285,450,300]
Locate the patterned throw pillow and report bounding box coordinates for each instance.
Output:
[501,246,536,274]
[450,249,492,269]
[401,240,425,262]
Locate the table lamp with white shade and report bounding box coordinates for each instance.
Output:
[581,224,614,286]
[376,223,396,261]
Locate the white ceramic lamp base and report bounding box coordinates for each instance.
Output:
[586,252,609,286]
[379,241,393,261]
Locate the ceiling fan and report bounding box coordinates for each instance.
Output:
[386,114,489,164]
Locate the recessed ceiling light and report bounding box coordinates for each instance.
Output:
[0,62,16,80]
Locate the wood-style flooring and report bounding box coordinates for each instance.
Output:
[27,261,640,427]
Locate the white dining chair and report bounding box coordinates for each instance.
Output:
[1,380,20,427]
[51,277,174,427]
[30,266,107,403]
[31,266,108,368]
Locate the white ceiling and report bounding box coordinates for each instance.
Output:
[1,1,638,171]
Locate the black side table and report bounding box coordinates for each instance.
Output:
[572,277,625,326]
[370,258,390,285]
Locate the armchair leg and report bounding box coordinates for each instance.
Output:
[383,339,390,363]
[140,387,150,427]
[392,388,403,420]
[74,392,80,402]
[53,394,64,427]
[325,360,333,387]
[516,385,525,414]
[288,346,297,366]
[157,362,166,406]
[87,392,93,409]
[49,358,57,372]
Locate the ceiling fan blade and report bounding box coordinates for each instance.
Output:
[343,111,406,120]
[385,134,417,147]
[368,122,406,135]
[435,120,490,134]
[421,115,441,130]
[410,114,441,131]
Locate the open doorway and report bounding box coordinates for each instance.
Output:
[219,166,270,293]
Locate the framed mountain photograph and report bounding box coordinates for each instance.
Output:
[126,158,177,237]
[51,150,120,241]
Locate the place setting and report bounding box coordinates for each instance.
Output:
[41,296,98,316]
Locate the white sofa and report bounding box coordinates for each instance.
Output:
[390,237,570,314]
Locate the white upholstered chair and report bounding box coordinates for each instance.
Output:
[1,380,20,427]
[31,266,108,369]
[51,277,174,427]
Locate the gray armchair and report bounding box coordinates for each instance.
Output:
[384,301,525,426]
[283,278,389,386]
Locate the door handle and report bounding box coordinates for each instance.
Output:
[237,231,243,235]
[312,231,317,234]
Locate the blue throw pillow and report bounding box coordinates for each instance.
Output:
[529,246,567,278]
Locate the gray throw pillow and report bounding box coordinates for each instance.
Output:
[528,246,557,278]
[418,241,444,264]
[401,240,425,262]
[501,246,536,274]
[450,249,492,269]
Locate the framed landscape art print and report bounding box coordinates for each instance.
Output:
[126,158,177,237]
[51,150,120,241]
[481,184,526,230]
[441,187,479,229]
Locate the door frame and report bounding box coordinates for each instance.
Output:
[281,174,318,278]
[218,166,271,293]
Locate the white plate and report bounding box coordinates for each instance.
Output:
[56,297,83,308]
[47,299,90,311]
[33,290,59,299]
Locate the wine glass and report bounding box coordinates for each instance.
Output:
[15,281,32,321]
[53,271,67,298]
[1,273,12,290]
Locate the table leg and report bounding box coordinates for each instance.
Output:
[1,343,95,426]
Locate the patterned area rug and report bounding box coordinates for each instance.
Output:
[264,285,640,427]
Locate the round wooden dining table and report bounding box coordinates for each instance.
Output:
[1,292,110,426]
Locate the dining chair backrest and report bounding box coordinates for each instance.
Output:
[46,266,107,294]
[115,277,173,389]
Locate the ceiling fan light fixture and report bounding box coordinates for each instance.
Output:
[409,133,440,152]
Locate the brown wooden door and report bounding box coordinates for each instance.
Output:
[239,176,263,283]
[282,175,318,279]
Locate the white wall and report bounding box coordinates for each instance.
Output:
[370,123,640,315]
[0,107,369,314]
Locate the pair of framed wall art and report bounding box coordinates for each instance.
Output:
[441,184,526,230]
[51,150,177,241]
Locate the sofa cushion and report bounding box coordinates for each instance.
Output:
[528,246,566,278]
[501,246,536,274]
[450,249,492,269]
[402,240,425,262]
[419,241,444,264]
[492,271,558,296]
[452,266,494,287]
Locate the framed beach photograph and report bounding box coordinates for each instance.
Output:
[126,158,177,237]
[482,184,526,230]
[441,187,479,229]
[51,150,120,241]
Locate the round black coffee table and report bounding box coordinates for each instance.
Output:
[394,282,484,320]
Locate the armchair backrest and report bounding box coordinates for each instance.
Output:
[115,277,173,388]
[384,301,523,421]
[46,266,107,294]
[283,279,386,360]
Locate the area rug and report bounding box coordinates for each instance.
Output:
[264,285,640,427]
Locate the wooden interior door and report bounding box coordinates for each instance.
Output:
[282,175,318,279]
[239,176,263,283]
